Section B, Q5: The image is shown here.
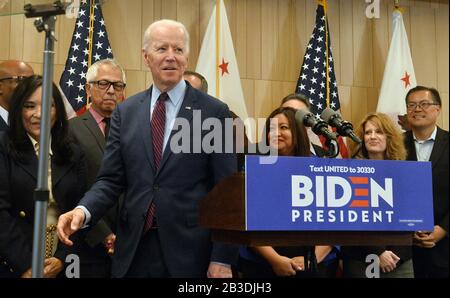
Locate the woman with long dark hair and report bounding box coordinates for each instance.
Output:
[0,75,87,277]
[239,107,317,278]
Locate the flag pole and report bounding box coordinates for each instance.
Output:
[215,0,221,98]
[86,0,95,108]
[321,0,330,108]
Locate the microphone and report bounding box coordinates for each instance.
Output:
[321,108,362,144]
[295,109,337,141]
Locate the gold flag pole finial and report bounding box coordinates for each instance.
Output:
[318,0,327,13]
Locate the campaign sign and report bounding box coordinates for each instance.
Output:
[245,155,434,231]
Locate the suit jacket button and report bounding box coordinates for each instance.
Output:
[19,211,26,218]
[153,185,159,191]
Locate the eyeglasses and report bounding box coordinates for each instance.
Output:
[406,101,440,111]
[0,76,28,83]
[90,80,126,92]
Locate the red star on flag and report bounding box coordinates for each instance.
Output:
[218,58,229,76]
[401,71,411,89]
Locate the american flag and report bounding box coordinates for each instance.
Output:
[59,0,113,115]
[295,1,348,157]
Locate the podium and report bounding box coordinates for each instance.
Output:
[200,173,413,246]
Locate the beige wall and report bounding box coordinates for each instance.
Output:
[1,0,448,130]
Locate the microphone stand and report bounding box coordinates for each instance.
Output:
[24,0,68,278]
[323,138,339,158]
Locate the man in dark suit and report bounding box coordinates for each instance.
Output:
[68,59,126,277]
[57,19,238,278]
[0,60,34,131]
[404,86,449,278]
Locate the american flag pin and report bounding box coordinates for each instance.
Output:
[185,106,191,110]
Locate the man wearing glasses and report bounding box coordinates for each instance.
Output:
[68,58,126,277]
[0,60,34,131]
[404,86,449,278]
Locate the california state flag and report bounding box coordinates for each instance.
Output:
[196,0,249,125]
[377,8,417,125]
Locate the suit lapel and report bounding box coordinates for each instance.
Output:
[83,111,106,152]
[0,117,8,130]
[429,127,447,169]
[405,131,418,161]
[158,85,196,174]
[52,157,74,188]
[17,149,38,180]
[139,87,155,171]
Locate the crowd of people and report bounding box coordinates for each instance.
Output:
[0,19,447,278]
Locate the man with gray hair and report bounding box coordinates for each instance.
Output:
[68,58,126,277]
[58,20,238,278]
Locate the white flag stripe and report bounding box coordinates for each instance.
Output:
[377,9,417,124]
[196,0,251,139]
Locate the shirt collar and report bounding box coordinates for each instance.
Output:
[0,105,8,124]
[28,134,53,156]
[152,80,186,107]
[89,107,106,125]
[413,126,437,143]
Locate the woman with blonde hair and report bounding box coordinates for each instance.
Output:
[348,112,406,161]
[343,112,413,278]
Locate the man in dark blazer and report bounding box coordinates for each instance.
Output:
[68,59,126,277]
[58,19,238,278]
[0,60,34,131]
[404,86,449,278]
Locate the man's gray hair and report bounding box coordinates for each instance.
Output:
[142,19,190,55]
[86,58,127,83]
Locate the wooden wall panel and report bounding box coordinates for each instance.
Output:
[103,0,142,70]
[161,0,178,20]
[23,18,45,63]
[436,7,449,92]
[339,0,354,86]
[254,80,273,121]
[352,0,373,88]
[241,78,255,119]
[235,0,248,78]
[5,0,25,60]
[124,70,146,98]
[57,17,76,65]
[245,0,261,80]
[177,0,200,70]
[261,0,277,81]
[141,0,155,70]
[199,0,214,54]
[327,0,341,84]
[351,86,368,126]
[0,15,10,59]
[338,85,351,121]
[411,6,437,87]
[372,0,389,90]
[0,0,447,131]
[294,0,307,63]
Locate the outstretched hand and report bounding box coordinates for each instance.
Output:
[56,208,86,246]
